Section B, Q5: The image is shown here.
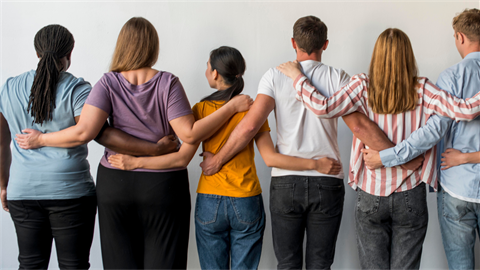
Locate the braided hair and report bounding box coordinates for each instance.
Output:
[201,46,246,102]
[28,25,74,124]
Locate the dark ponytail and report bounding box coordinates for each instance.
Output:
[201,46,246,102]
[28,25,75,124]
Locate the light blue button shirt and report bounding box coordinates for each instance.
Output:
[380,52,480,202]
[0,70,96,200]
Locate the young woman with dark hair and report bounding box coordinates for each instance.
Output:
[107,46,342,270]
[15,19,253,270]
[277,28,480,269]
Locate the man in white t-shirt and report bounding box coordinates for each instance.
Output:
[200,16,393,269]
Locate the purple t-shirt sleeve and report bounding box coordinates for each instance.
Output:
[85,76,112,115]
[167,77,192,121]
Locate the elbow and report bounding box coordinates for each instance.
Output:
[242,124,258,139]
[78,132,96,145]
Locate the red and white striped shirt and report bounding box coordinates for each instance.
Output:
[293,73,480,196]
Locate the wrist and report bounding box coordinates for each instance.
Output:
[134,157,143,169]
[309,159,317,171]
[38,134,46,147]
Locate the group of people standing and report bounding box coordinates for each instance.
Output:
[1,7,480,270]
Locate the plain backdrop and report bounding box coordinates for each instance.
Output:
[1,1,480,269]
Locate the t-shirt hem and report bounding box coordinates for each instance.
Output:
[196,190,262,198]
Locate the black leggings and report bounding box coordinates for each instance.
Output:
[8,196,97,270]
[96,165,191,269]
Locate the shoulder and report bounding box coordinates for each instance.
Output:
[349,73,369,86]
[58,71,92,92]
[1,70,35,95]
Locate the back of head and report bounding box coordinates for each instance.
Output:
[110,17,159,72]
[368,28,418,115]
[29,24,74,124]
[201,46,246,102]
[293,16,328,55]
[453,8,480,42]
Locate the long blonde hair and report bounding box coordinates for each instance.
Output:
[368,28,418,114]
[110,17,159,72]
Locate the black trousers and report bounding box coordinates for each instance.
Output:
[270,175,345,270]
[8,196,97,270]
[96,165,191,269]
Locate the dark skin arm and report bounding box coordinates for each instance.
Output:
[1,113,11,212]
[342,112,424,170]
[94,121,178,156]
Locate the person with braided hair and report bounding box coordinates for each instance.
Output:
[0,24,180,270]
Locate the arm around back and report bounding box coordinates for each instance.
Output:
[200,94,275,175]
[16,104,108,149]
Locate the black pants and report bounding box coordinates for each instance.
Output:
[96,165,191,269]
[270,175,345,270]
[8,196,97,270]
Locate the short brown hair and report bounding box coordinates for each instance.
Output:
[368,28,418,114]
[293,16,327,55]
[453,8,480,42]
[110,17,159,72]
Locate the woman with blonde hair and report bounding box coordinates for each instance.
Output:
[277,28,480,269]
[16,18,252,269]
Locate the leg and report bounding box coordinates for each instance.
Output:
[195,194,230,270]
[355,188,391,270]
[47,196,97,270]
[270,176,307,270]
[96,165,142,269]
[390,183,428,270]
[8,200,53,270]
[229,195,266,270]
[437,187,476,270]
[305,177,344,270]
[141,169,191,269]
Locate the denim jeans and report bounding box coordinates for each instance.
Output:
[8,196,97,270]
[355,183,428,270]
[195,193,265,270]
[437,186,480,269]
[270,175,344,270]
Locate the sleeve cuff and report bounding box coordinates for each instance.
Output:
[380,147,401,167]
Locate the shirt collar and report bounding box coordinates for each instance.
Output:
[463,51,480,60]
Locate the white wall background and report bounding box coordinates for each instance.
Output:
[1,1,480,269]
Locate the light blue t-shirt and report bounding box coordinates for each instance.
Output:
[0,70,96,200]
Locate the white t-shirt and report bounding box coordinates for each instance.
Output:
[257,60,350,178]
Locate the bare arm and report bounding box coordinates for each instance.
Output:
[440,149,480,170]
[200,94,275,175]
[0,113,11,212]
[342,112,393,151]
[108,142,200,170]
[94,122,178,156]
[170,95,252,144]
[255,131,341,175]
[16,104,108,149]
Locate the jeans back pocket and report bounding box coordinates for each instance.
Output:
[356,189,380,216]
[317,183,345,217]
[195,194,221,225]
[270,183,295,214]
[231,195,264,224]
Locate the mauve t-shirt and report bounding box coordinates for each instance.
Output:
[85,71,192,172]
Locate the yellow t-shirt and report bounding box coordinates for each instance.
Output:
[192,100,270,197]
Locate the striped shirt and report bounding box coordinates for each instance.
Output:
[293,73,480,196]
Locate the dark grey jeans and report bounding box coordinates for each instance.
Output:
[270,175,345,270]
[355,183,428,270]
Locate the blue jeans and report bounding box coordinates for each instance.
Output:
[438,186,480,269]
[355,183,428,270]
[195,193,265,270]
[270,176,344,270]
